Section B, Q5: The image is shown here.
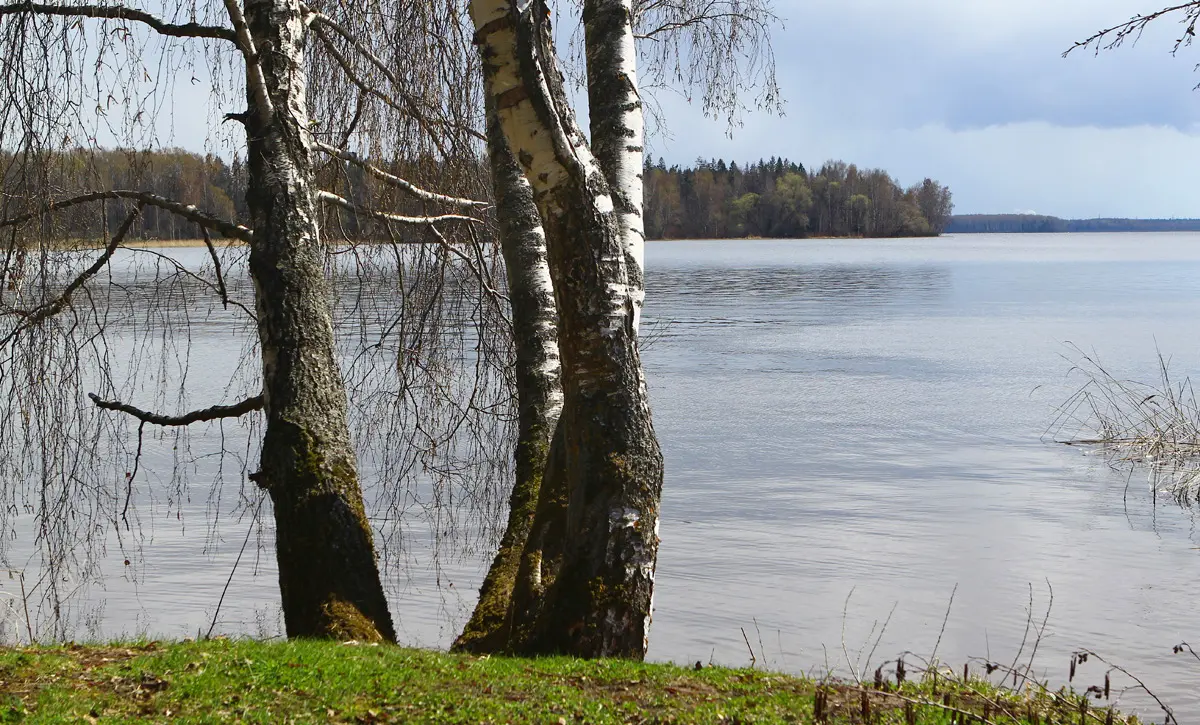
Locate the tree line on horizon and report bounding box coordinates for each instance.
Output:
[6,147,480,242]
[947,214,1200,234]
[17,150,955,243]
[643,157,954,240]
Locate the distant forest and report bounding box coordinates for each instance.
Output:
[10,149,958,242]
[644,158,953,240]
[3,148,478,241]
[948,214,1200,234]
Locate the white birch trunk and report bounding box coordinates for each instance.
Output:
[471,0,664,659]
[584,0,646,332]
[454,98,563,653]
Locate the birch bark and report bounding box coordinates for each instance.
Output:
[453,97,563,653]
[584,0,645,332]
[471,0,664,658]
[241,0,395,642]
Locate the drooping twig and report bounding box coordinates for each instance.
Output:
[201,228,229,310]
[309,22,451,159]
[1,205,142,346]
[1172,641,1200,664]
[1074,649,1178,724]
[88,392,264,427]
[304,7,487,146]
[122,421,146,529]
[206,496,265,640]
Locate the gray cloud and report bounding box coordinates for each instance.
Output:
[647,0,1200,217]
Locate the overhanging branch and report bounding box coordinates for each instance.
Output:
[316,189,481,226]
[313,141,488,209]
[0,2,236,41]
[0,190,253,242]
[1064,2,1200,56]
[88,391,265,426]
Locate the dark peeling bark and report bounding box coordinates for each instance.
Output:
[584,0,646,331]
[242,0,394,642]
[471,0,665,659]
[453,99,563,654]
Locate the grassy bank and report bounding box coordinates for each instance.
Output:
[0,639,1138,724]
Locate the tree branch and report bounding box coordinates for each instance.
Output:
[88,391,265,426]
[315,189,481,226]
[1064,3,1200,56]
[313,141,488,209]
[201,228,230,308]
[0,1,236,41]
[0,190,253,242]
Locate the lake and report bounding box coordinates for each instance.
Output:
[9,232,1200,720]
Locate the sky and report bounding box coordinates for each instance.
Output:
[641,0,1200,218]
[143,0,1200,219]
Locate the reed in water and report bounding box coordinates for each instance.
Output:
[1050,344,1200,503]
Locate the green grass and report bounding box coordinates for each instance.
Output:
[0,639,1138,723]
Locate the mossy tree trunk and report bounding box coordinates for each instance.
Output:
[453,98,563,654]
[471,0,664,659]
[242,0,395,643]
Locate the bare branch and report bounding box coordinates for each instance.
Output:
[88,392,265,427]
[635,11,758,40]
[1,205,141,347]
[0,190,253,242]
[0,1,236,41]
[200,229,231,309]
[313,140,488,209]
[428,221,509,305]
[315,189,481,226]
[1064,3,1200,57]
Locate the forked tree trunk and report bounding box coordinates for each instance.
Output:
[584,0,646,332]
[471,0,664,659]
[242,0,395,642]
[453,99,563,653]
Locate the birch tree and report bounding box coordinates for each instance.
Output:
[0,0,499,641]
[454,96,562,652]
[459,0,778,656]
[469,0,664,658]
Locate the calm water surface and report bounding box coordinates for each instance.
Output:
[24,233,1200,718]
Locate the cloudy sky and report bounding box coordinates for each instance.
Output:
[644,0,1200,218]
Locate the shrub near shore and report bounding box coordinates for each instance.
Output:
[0,639,1139,723]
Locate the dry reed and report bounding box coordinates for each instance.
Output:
[1048,344,1200,503]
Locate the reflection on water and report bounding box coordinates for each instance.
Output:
[7,234,1200,720]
